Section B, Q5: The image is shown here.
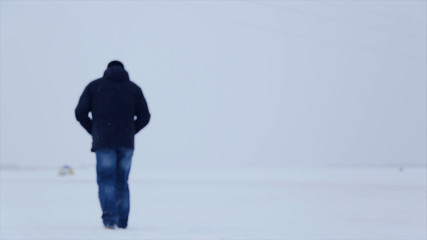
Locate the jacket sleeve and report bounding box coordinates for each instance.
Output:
[135,88,150,134]
[75,84,93,134]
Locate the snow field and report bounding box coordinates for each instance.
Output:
[1,167,425,240]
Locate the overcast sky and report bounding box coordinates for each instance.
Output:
[0,1,426,169]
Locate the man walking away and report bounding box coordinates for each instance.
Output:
[75,60,150,229]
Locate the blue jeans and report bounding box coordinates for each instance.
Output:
[96,147,133,228]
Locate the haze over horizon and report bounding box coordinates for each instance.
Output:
[1,1,426,169]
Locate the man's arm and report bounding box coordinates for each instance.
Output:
[75,85,92,134]
[135,88,150,134]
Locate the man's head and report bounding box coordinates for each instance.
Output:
[107,60,124,68]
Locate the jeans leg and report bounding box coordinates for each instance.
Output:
[96,148,118,227]
[115,147,133,228]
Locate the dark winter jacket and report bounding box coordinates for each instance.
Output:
[75,66,150,152]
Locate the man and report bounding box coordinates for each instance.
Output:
[75,60,150,229]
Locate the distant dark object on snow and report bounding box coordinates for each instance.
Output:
[58,165,74,176]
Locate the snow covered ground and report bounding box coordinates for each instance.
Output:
[0,167,425,240]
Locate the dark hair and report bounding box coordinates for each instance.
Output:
[107,60,124,68]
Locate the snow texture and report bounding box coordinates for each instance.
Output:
[1,167,425,240]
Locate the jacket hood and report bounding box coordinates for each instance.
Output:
[103,66,129,81]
